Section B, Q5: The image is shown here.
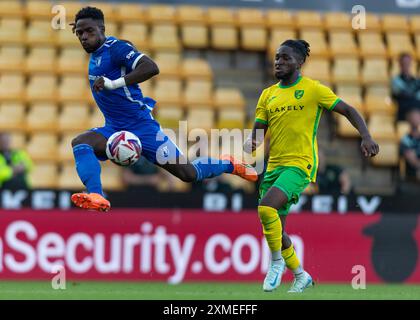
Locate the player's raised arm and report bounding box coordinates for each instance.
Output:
[93,41,159,92]
[332,100,380,157]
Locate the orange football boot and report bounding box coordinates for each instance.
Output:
[71,193,111,212]
[220,154,258,182]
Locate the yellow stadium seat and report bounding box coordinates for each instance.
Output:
[153,58,180,79]
[119,23,149,51]
[237,9,267,51]
[368,114,397,140]
[58,75,90,103]
[25,1,54,19]
[177,6,208,49]
[155,105,184,129]
[0,45,25,72]
[410,15,420,33]
[87,2,116,22]
[217,109,246,129]
[295,11,323,30]
[0,18,25,44]
[266,10,295,29]
[299,30,329,57]
[0,102,25,131]
[89,106,105,128]
[146,4,177,24]
[0,1,23,18]
[58,132,79,163]
[301,58,331,84]
[114,3,146,22]
[153,51,181,63]
[25,74,57,102]
[26,133,58,162]
[332,57,360,84]
[268,29,297,60]
[329,31,359,57]
[152,78,183,106]
[207,7,238,50]
[184,79,213,108]
[104,22,118,37]
[56,25,80,48]
[182,59,213,80]
[138,77,153,96]
[25,103,58,132]
[187,108,215,131]
[324,12,352,30]
[371,140,399,166]
[0,73,25,101]
[58,103,91,132]
[9,131,26,149]
[365,86,396,116]
[364,14,382,31]
[358,31,387,58]
[386,32,415,58]
[338,92,365,115]
[397,121,410,140]
[25,20,56,46]
[382,14,410,32]
[30,162,58,189]
[336,115,359,138]
[336,84,362,97]
[361,58,389,85]
[61,1,84,22]
[58,163,84,190]
[150,24,180,52]
[57,47,88,74]
[214,88,246,110]
[101,161,124,191]
[415,34,420,60]
[25,46,56,74]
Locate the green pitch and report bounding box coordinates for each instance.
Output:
[0,281,419,300]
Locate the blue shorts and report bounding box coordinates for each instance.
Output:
[90,118,183,164]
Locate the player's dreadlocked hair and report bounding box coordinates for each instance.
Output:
[281,39,311,63]
[75,6,104,23]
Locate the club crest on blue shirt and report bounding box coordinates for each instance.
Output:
[95,56,102,67]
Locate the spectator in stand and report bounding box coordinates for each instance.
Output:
[391,53,420,121]
[0,132,33,189]
[313,148,353,195]
[400,108,420,182]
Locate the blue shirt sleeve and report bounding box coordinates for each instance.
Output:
[110,40,143,73]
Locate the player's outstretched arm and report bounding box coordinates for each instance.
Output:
[333,100,380,157]
[244,121,268,154]
[93,56,159,92]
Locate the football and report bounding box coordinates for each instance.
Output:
[105,131,142,166]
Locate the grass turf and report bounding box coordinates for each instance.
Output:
[0,281,420,300]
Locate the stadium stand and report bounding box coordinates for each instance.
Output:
[1,0,419,194]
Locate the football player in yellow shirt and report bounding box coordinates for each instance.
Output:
[244,40,379,293]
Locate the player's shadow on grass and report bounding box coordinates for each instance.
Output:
[363,214,418,283]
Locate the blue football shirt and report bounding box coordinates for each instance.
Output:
[88,36,156,129]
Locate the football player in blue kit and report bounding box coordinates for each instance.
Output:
[70,7,257,212]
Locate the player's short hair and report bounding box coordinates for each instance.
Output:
[281,39,311,63]
[75,6,104,24]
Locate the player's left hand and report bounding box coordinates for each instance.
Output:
[361,136,379,157]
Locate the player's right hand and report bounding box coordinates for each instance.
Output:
[93,77,105,92]
[243,138,257,154]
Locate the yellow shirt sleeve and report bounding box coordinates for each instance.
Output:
[255,89,269,124]
[316,82,341,111]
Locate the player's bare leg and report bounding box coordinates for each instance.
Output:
[71,131,111,212]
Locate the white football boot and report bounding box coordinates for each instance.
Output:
[263,257,286,292]
[287,271,314,293]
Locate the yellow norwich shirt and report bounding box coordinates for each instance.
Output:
[255,75,340,182]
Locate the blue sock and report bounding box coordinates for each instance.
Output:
[73,144,103,195]
[191,157,234,181]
